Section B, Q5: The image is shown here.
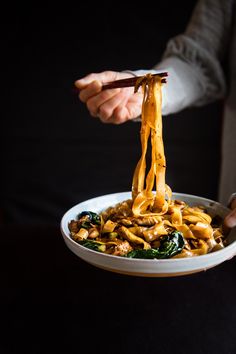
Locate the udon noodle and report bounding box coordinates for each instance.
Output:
[69,74,225,258]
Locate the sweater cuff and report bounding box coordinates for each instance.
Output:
[124,56,204,116]
[153,56,204,115]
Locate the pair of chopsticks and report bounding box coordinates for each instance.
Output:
[101,72,168,90]
[73,72,168,94]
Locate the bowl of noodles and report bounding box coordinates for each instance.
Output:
[60,191,236,277]
[61,74,236,276]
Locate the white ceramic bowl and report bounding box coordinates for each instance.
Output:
[60,192,236,277]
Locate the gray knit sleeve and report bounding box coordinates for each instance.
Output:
[162,0,234,106]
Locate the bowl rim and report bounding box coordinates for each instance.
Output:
[60,191,236,263]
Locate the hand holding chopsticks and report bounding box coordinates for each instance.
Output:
[74,70,168,124]
[74,72,168,93]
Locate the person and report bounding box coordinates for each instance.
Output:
[75,0,236,228]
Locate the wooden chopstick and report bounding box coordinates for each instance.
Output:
[102,72,168,90]
[73,72,168,94]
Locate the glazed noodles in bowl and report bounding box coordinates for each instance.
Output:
[68,196,225,259]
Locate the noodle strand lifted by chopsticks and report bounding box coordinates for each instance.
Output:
[132,74,169,217]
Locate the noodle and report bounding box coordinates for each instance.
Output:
[132,74,169,216]
[68,74,225,259]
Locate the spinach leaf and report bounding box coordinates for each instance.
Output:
[77,211,101,226]
[127,248,161,259]
[157,231,185,258]
[127,231,184,259]
[79,239,105,252]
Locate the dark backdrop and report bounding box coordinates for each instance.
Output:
[1,1,222,225]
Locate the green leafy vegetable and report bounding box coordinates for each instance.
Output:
[80,221,92,229]
[127,248,162,259]
[79,239,106,252]
[77,211,101,229]
[127,231,184,259]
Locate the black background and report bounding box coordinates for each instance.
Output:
[1,0,223,225]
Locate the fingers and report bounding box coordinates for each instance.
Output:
[224,207,236,229]
[224,194,236,229]
[109,95,143,125]
[74,71,119,90]
[74,72,119,105]
[96,88,131,122]
[230,196,236,209]
[81,84,136,123]
[74,71,140,124]
[79,80,102,103]
[87,88,121,117]
[96,88,142,124]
